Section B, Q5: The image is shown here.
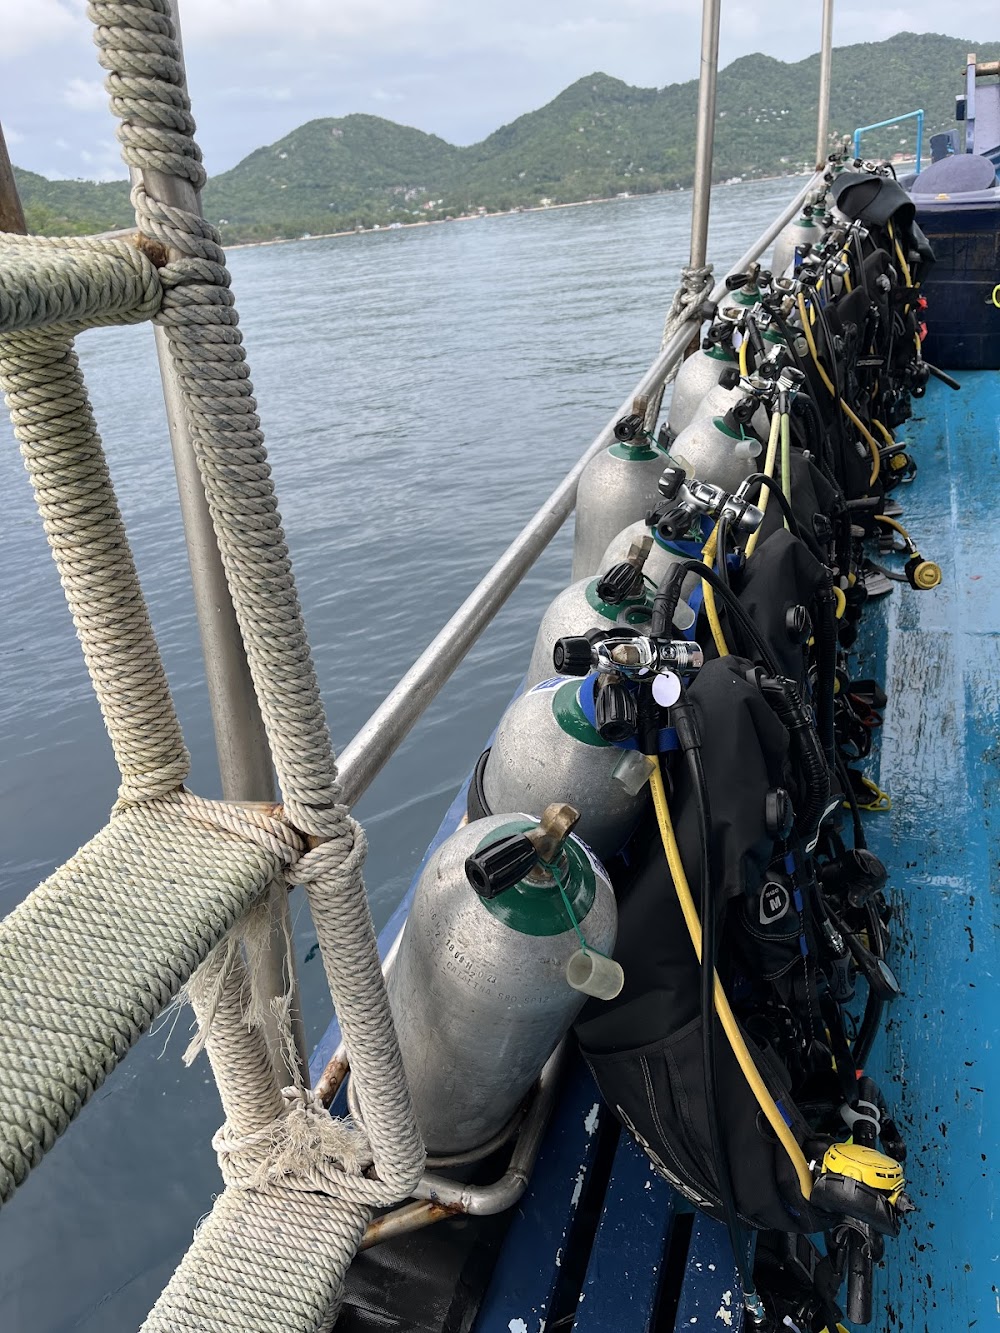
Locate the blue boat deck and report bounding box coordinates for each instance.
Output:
[318,376,1000,1333]
[861,371,1000,1331]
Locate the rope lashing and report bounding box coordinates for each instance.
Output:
[0,233,162,335]
[0,327,188,805]
[644,262,715,433]
[2,3,427,1323]
[88,0,425,1213]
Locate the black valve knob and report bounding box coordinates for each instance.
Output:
[657,465,686,501]
[718,366,742,391]
[765,788,795,841]
[596,561,644,605]
[465,833,536,899]
[613,412,644,442]
[553,636,594,676]
[594,678,638,742]
[785,604,813,644]
[725,271,750,291]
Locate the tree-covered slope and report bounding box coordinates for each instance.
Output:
[12,33,997,242]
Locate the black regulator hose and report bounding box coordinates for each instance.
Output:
[758,675,831,839]
[814,574,839,767]
[651,560,783,676]
[739,473,803,542]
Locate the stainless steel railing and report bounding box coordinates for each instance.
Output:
[335,170,823,808]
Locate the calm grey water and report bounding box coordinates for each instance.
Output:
[0,178,798,1331]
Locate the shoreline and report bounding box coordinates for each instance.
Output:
[226,172,810,251]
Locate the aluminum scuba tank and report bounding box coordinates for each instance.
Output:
[571,396,668,581]
[524,537,655,688]
[690,376,770,439]
[667,318,739,438]
[771,204,824,279]
[471,675,652,864]
[671,396,765,493]
[598,521,700,623]
[387,803,618,1155]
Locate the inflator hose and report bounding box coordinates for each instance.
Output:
[814,574,838,767]
[647,758,815,1202]
[758,674,831,839]
[672,695,754,1302]
[700,524,732,658]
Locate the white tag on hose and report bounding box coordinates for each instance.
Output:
[652,669,681,708]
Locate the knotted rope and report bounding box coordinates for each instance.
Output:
[643,261,714,433]
[75,2,426,1325]
[0,7,425,1320]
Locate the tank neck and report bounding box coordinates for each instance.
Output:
[473,818,598,936]
[607,439,661,461]
[584,577,652,622]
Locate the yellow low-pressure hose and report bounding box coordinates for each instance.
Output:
[840,246,853,294]
[797,292,881,486]
[874,514,942,590]
[700,523,731,657]
[872,418,895,448]
[648,761,815,1200]
[744,410,782,559]
[874,513,913,545]
[889,220,913,296]
[779,411,792,527]
[738,334,750,380]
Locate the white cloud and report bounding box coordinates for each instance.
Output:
[372,88,405,103]
[4,127,25,145]
[63,77,107,111]
[0,0,80,58]
[179,0,436,43]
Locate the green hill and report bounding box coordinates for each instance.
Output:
[12,32,998,243]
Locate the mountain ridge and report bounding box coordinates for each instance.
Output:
[13,32,998,243]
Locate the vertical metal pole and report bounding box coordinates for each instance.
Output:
[815,0,835,170]
[965,54,977,155]
[689,0,722,269]
[135,1,308,1083]
[0,123,28,234]
[915,111,924,175]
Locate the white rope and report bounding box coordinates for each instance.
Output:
[80,3,426,1325]
[0,327,188,804]
[643,262,714,433]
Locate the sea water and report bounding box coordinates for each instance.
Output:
[0,177,799,1330]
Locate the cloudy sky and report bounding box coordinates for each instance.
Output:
[1,0,994,182]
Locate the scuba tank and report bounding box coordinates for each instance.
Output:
[524,537,655,688]
[771,204,824,279]
[599,521,699,624]
[689,375,770,439]
[667,317,739,438]
[571,397,667,581]
[671,387,766,493]
[387,803,618,1155]
[471,674,655,863]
